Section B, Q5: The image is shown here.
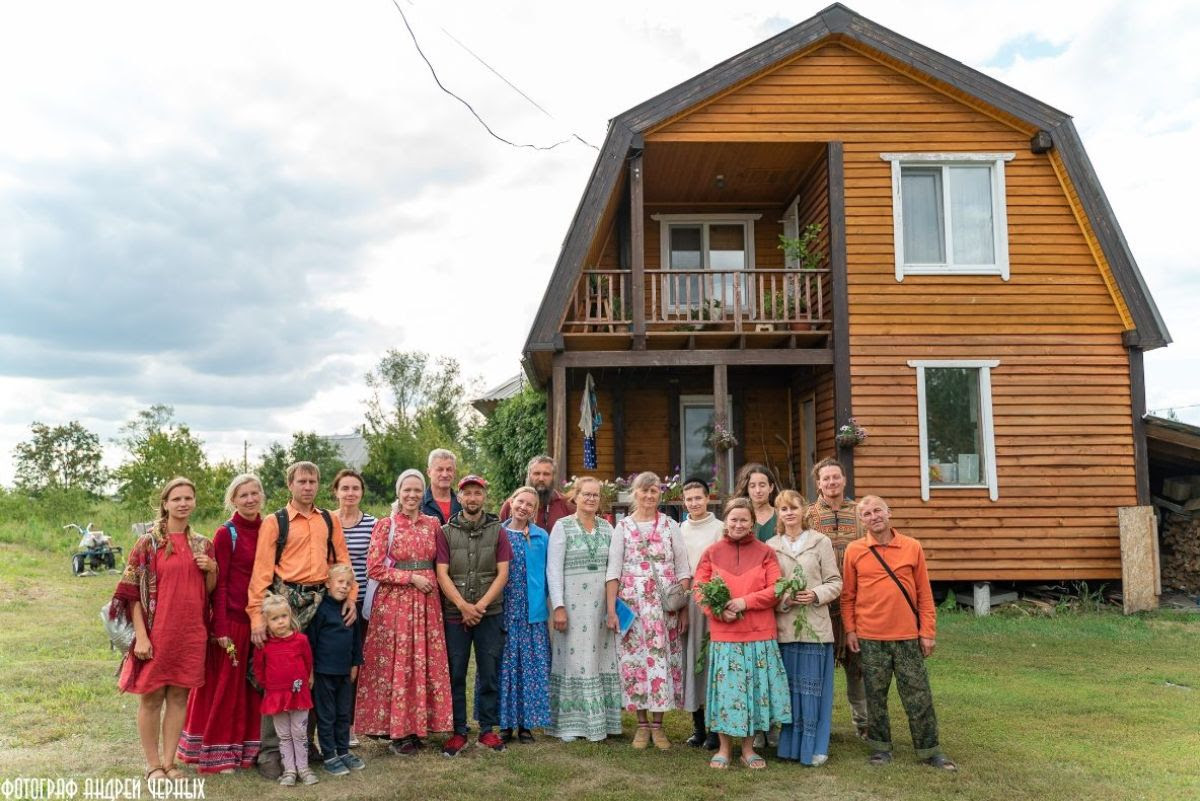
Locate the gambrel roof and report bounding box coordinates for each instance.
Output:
[523,3,1170,369]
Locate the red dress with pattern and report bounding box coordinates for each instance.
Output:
[354,513,452,738]
[118,533,210,694]
[177,515,263,772]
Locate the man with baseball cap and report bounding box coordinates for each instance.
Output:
[434,475,511,756]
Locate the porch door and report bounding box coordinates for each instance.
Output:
[666,222,750,318]
[680,394,734,490]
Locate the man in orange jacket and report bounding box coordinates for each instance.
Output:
[842,495,956,771]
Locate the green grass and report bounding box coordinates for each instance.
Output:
[0,536,1197,800]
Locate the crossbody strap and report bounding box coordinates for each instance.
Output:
[867,545,920,633]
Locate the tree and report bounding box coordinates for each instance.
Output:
[257,432,347,510]
[112,405,211,514]
[13,421,106,495]
[478,384,547,500]
[361,350,482,499]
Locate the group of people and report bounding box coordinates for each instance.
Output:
[111,448,956,788]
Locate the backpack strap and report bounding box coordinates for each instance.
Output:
[225,520,238,551]
[273,507,336,565]
[273,509,290,565]
[867,545,920,633]
[319,508,335,564]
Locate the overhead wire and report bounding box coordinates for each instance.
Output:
[387,0,598,152]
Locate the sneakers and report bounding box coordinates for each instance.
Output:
[478,731,507,752]
[868,751,893,766]
[340,753,366,771]
[442,733,469,757]
[278,771,296,787]
[810,754,829,767]
[323,757,349,776]
[298,769,319,785]
[923,754,958,772]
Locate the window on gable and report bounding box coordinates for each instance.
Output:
[909,359,999,501]
[884,153,1013,280]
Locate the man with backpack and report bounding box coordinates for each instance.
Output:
[246,461,356,778]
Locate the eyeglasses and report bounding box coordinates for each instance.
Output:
[578,492,601,500]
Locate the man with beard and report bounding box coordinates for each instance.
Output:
[498,455,574,531]
[435,475,511,756]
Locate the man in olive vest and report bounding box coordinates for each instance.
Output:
[434,475,511,756]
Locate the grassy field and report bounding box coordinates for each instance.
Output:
[1,526,1198,801]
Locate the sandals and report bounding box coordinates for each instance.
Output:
[162,765,184,780]
[145,766,167,783]
[740,752,767,770]
[924,754,958,772]
[708,754,729,770]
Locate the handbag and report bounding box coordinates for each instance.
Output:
[362,516,396,621]
[100,600,134,653]
[627,515,688,613]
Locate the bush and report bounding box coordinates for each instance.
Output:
[478,385,547,501]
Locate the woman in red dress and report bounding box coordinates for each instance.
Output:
[177,473,265,773]
[112,476,216,782]
[355,468,452,754]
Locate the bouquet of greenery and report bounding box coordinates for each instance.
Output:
[693,574,737,674]
[775,565,820,641]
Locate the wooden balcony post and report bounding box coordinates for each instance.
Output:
[630,151,646,349]
[713,363,729,498]
[552,357,568,485]
[828,140,855,494]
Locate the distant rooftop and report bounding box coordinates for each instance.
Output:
[473,374,526,417]
[322,433,368,469]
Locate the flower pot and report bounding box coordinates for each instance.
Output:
[789,321,812,332]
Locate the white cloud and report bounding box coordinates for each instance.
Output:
[1,0,1198,481]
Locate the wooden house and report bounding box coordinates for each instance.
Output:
[521,4,1170,582]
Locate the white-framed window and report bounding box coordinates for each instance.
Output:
[650,213,761,315]
[679,394,735,490]
[883,153,1013,281]
[908,359,999,502]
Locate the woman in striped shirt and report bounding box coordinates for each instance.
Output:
[333,468,376,747]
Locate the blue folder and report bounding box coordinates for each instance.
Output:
[615,598,637,637]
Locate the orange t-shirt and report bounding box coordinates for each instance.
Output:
[841,528,936,641]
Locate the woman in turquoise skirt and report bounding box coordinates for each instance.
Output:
[691,498,791,769]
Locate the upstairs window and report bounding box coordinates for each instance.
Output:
[883,153,1013,280]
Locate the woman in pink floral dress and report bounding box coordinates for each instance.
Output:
[355,469,452,754]
[605,472,692,749]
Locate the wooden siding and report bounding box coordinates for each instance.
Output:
[740,384,792,484]
[566,387,616,479]
[652,42,1135,580]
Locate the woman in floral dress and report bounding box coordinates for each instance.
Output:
[495,486,551,742]
[605,471,692,750]
[355,469,452,754]
[546,476,623,742]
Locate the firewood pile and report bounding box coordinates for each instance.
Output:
[1160,513,1200,592]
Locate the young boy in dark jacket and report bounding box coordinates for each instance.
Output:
[307,564,365,775]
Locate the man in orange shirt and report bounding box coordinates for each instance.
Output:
[246,461,356,779]
[842,495,956,771]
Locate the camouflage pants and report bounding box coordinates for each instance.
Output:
[859,638,941,758]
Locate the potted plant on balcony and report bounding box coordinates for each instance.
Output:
[763,289,810,331]
[775,221,824,331]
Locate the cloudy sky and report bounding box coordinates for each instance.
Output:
[0,0,1197,483]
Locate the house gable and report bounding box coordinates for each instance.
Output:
[522,3,1168,382]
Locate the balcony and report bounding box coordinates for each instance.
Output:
[567,267,831,346]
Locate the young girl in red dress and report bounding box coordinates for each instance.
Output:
[255,594,317,786]
[112,476,217,783]
[177,473,265,773]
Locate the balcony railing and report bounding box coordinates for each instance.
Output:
[568,268,831,333]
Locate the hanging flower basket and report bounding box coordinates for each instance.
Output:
[706,421,739,452]
[835,418,868,448]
